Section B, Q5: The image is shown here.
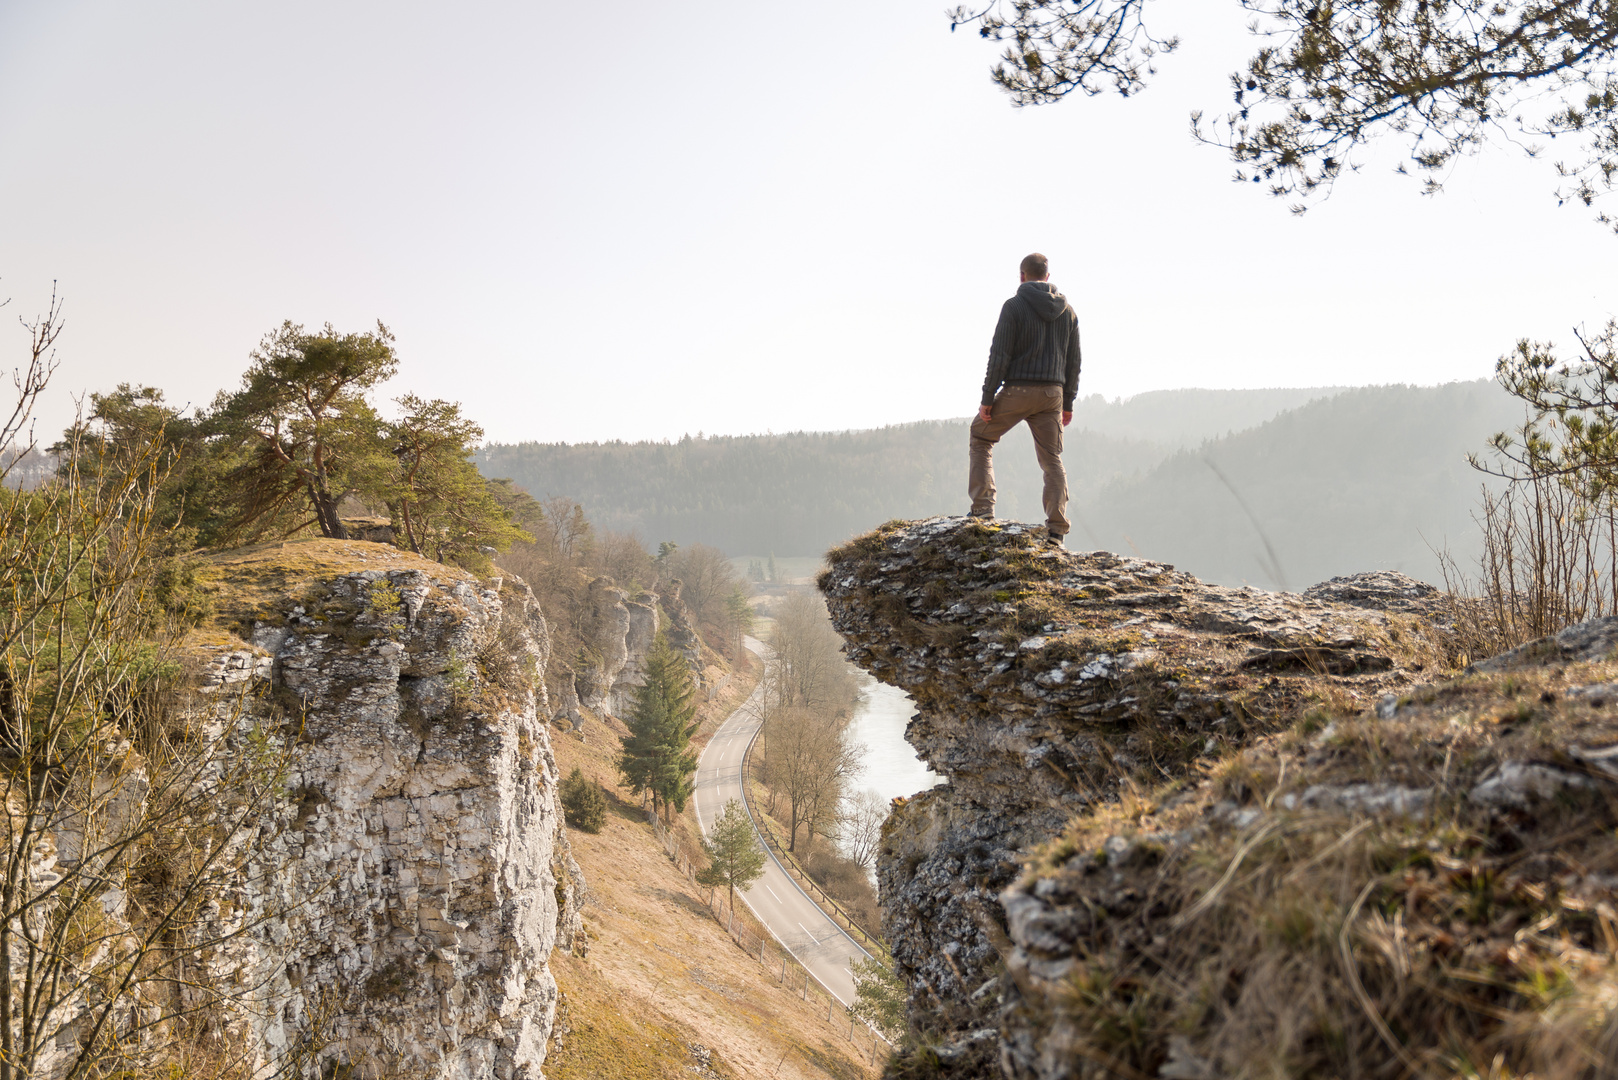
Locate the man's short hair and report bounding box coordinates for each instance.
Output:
[1020,252,1049,279]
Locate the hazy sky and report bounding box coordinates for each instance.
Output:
[1,0,1614,445]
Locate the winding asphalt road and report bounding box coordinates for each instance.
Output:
[693,636,871,1007]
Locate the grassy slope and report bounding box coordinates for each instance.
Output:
[546,666,880,1080]
[186,537,458,651]
[995,646,1618,1078]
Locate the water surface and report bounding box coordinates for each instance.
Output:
[847,676,944,803]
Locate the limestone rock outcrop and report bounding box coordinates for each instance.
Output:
[821,519,1442,1022]
[609,595,660,715]
[190,542,582,1079]
[574,577,633,715]
[820,518,1618,1077]
[555,578,663,725]
[658,578,703,671]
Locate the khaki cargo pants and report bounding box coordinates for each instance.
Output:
[968,383,1070,536]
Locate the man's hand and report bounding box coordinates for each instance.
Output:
[1062,410,1073,427]
[978,405,993,422]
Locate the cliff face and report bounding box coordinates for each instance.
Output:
[821,519,1444,1018]
[819,519,1618,1077]
[192,542,583,1079]
[555,579,665,726]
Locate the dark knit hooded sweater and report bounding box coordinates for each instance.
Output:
[980,281,1082,409]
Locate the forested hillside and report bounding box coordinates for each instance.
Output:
[1084,381,1524,588]
[479,382,1525,587]
[1072,386,1349,446]
[478,420,1168,556]
[476,388,1329,555]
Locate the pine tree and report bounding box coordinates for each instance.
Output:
[213,320,399,540]
[386,394,531,571]
[695,799,766,911]
[616,633,700,823]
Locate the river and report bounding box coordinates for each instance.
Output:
[847,675,944,803]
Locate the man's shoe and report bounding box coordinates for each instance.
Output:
[1046,529,1066,546]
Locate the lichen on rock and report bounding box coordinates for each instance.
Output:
[185,540,583,1079]
[822,517,1618,1078]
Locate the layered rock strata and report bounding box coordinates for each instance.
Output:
[191,542,582,1079]
[819,518,1612,1076]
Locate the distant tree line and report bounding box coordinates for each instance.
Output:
[479,383,1523,588]
[478,419,1160,557]
[1085,382,1524,589]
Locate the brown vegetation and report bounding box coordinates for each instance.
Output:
[754,593,864,851]
[0,304,317,1079]
[1000,636,1618,1078]
[745,591,886,936]
[493,493,755,708]
[546,671,881,1080]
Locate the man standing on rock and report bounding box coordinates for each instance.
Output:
[969,252,1081,543]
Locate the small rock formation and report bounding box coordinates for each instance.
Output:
[822,518,1618,1077]
[553,578,664,725]
[575,577,633,714]
[609,595,660,715]
[187,543,582,1079]
[339,515,397,544]
[658,578,703,670]
[1301,568,1443,617]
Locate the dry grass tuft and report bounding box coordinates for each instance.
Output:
[187,538,452,648]
[1009,656,1618,1078]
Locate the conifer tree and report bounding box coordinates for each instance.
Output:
[695,799,766,911]
[386,394,531,570]
[616,633,700,822]
[213,320,398,539]
[850,957,906,1041]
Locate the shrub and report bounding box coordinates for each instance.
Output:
[559,767,606,832]
[804,845,882,931]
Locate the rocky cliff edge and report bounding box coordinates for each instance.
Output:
[189,539,584,1079]
[822,517,1618,1079]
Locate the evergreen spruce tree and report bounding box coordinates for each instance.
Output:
[616,633,700,823]
[695,799,766,911]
